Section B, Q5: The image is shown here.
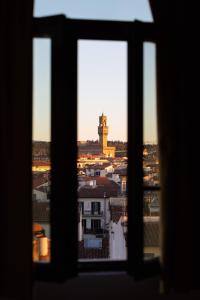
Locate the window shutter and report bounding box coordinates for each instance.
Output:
[33,16,160,281]
[33,15,77,281]
[127,21,160,279]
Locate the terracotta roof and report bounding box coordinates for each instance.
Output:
[32,161,50,166]
[79,185,118,198]
[78,177,119,198]
[32,172,49,189]
[93,176,115,185]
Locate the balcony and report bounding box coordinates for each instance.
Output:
[82,210,104,217]
[83,228,108,235]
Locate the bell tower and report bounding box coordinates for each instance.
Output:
[98,113,108,149]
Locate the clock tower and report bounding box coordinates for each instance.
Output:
[98,113,108,149]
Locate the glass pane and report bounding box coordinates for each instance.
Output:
[34,0,153,22]
[143,42,160,259]
[78,40,127,261]
[32,39,51,263]
[143,191,160,258]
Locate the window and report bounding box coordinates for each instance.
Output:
[91,219,101,231]
[33,15,160,280]
[32,38,51,263]
[80,201,84,213]
[91,202,101,215]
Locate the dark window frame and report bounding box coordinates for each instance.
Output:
[91,201,101,215]
[91,219,101,230]
[82,219,86,232]
[33,15,160,282]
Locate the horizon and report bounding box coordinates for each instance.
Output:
[32,139,158,145]
[33,1,157,144]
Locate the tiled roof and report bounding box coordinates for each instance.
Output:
[33,202,50,223]
[79,185,118,198]
[93,176,115,185]
[32,173,49,189]
[78,177,119,198]
[32,160,50,166]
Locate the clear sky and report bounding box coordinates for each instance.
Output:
[33,0,157,143]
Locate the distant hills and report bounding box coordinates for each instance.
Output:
[33,140,157,157]
[33,141,50,157]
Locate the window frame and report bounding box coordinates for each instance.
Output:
[91,201,101,215]
[33,15,160,281]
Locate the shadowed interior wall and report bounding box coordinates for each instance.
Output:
[150,0,193,292]
[0,1,33,299]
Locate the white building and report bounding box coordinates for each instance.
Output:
[33,182,50,202]
[109,215,127,260]
[78,197,110,235]
[109,197,127,260]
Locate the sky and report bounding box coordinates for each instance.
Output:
[33,0,157,143]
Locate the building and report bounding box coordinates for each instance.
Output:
[98,113,115,157]
[78,177,119,259]
[109,197,127,260]
[78,113,116,157]
[78,177,119,234]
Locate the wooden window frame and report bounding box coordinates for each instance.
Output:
[33,15,160,282]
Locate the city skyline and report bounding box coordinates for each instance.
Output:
[33,0,157,143]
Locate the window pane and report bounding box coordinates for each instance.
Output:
[32,39,51,263]
[78,40,127,261]
[143,43,160,259]
[143,191,160,258]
